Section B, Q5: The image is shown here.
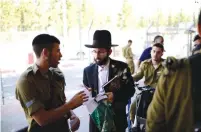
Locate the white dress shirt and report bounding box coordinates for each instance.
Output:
[98,60,110,94]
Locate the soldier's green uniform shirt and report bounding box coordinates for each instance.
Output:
[133,59,164,88]
[129,59,164,122]
[146,55,201,132]
[15,64,70,132]
[123,46,133,59]
[122,46,135,74]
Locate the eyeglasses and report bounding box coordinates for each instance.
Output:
[91,50,107,55]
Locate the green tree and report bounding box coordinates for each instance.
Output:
[0,0,14,31]
[80,0,94,29]
[151,9,165,27]
[14,1,40,31]
[106,16,111,25]
[117,13,123,28]
[44,0,63,34]
[167,13,173,26]
[157,10,166,26]
[66,0,74,35]
[137,16,146,28]
[173,9,191,26]
[117,0,133,30]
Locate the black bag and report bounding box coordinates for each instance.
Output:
[136,88,155,119]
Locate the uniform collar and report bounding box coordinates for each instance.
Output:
[33,63,39,75]
[152,59,164,69]
[32,63,49,76]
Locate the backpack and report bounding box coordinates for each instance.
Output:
[136,88,155,119]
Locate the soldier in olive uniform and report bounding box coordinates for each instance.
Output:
[122,40,135,74]
[129,43,165,124]
[146,10,201,132]
[15,34,88,132]
[50,67,80,132]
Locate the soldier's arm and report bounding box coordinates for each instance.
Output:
[128,48,134,58]
[146,76,166,132]
[136,60,141,71]
[31,102,75,126]
[16,78,85,126]
[132,63,145,82]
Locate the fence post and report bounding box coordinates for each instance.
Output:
[0,70,4,105]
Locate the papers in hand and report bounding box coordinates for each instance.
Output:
[82,89,108,114]
[82,88,93,105]
[94,93,108,102]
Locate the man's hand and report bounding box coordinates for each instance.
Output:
[70,114,80,132]
[69,91,89,109]
[105,92,114,103]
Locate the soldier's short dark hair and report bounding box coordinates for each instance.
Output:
[32,34,60,58]
[128,40,132,43]
[152,43,164,52]
[153,35,164,43]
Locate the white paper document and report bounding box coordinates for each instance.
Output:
[82,89,108,114]
[82,88,93,105]
[94,93,108,102]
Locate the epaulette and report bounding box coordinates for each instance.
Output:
[50,67,65,80]
[24,66,34,77]
[141,59,152,66]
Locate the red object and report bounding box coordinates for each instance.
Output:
[28,53,34,64]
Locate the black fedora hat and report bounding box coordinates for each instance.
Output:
[85,30,118,48]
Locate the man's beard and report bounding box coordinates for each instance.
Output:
[94,56,109,66]
[47,55,58,68]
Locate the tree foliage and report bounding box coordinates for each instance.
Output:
[0,0,194,33]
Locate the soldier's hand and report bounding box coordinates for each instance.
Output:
[70,115,80,131]
[105,92,114,103]
[69,91,89,109]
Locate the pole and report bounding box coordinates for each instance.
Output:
[0,70,4,105]
[146,22,153,47]
[78,7,82,60]
[78,0,83,60]
[88,19,93,64]
[190,33,193,55]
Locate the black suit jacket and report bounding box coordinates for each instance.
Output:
[83,58,135,129]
